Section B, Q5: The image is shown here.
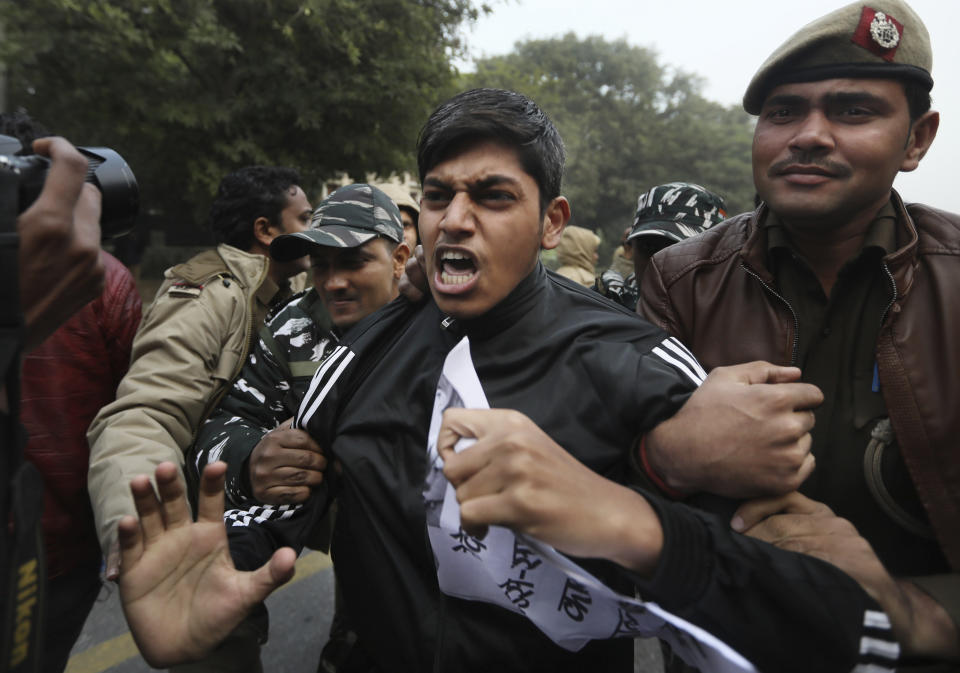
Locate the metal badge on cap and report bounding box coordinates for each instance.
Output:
[853,6,903,60]
[871,12,901,48]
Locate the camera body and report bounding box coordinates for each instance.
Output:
[0,135,139,239]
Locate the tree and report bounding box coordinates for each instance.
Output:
[464,35,755,262]
[0,0,483,243]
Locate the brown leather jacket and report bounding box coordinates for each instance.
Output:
[639,192,960,570]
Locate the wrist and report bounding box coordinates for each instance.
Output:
[892,579,960,661]
[604,487,663,576]
[639,434,689,499]
[219,431,264,505]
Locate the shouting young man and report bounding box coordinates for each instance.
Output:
[115,90,900,673]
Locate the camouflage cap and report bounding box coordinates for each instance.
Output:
[374,182,420,216]
[271,183,404,262]
[627,182,726,245]
[744,0,933,114]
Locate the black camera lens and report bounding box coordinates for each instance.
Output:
[79,147,139,239]
[0,135,139,240]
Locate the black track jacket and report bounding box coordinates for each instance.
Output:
[228,264,896,673]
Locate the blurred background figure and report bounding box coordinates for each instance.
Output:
[554,224,600,286]
[628,182,726,284]
[375,181,420,251]
[608,225,634,278]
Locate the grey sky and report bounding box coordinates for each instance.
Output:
[457,0,959,212]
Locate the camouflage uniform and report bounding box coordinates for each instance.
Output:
[191,288,336,509]
[192,183,405,673]
[271,182,405,261]
[195,181,404,519]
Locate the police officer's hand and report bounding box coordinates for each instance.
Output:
[18,137,104,351]
[645,361,821,499]
[733,492,960,660]
[248,419,326,504]
[438,408,663,576]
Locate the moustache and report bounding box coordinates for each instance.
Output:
[768,154,852,179]
[325,290,356,301]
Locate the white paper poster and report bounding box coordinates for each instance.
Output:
[423,336,756,673]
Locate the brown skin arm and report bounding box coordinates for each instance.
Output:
[734,492,960,661]
[438,408,662,575]
[118,462,296,668]
[248,418,327,504]
[645,361,822,498]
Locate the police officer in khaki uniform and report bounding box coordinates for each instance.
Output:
[87,166,313,672]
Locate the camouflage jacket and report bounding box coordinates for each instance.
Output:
[191,288,337,508]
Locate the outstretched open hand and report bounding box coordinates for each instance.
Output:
[117,462,296,668]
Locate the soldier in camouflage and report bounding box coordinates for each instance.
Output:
[628,182,726,285]
[189,184,410,673]
[191,183,410,511]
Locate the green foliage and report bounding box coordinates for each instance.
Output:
[464,34,756,263]
[0,0,481,242]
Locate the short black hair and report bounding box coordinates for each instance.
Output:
[417,89,565,214]
[209,166,302,251]
[903,79,932,121]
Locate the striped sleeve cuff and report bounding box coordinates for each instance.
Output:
[851,609,899,672]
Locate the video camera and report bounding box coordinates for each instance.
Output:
[0,134,139,239]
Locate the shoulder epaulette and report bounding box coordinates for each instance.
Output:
[166,280,204,298]
[166,271,236,298]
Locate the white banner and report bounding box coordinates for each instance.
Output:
[423,336,756,673]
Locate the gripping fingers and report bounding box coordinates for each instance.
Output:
[763,364,803,384]
[718,361,799,385]
[437,408,475,459]
[30,137,88,213]
[274,465,325,488]
[73,184,103,248]
[441,437,496,487]
[731,492,796,532]
[286,446,327,471]
[796,452,816,486]
[732,491,830,532]
[278,428,325,455]
[263,486,311,505]
[789,383,825,410]
[460,492,517,539]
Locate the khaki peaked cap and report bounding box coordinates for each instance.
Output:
[744,0,932,114]
[374,182,420,216]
